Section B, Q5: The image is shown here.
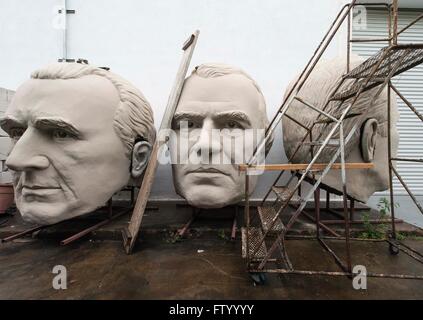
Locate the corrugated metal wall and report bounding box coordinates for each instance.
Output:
[353,7,423,195]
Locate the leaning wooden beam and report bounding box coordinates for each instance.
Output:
[122,30,200,254]
[238,162,374,172]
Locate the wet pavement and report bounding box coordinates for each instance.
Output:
[1,235,423,299]
[1,203,423,299]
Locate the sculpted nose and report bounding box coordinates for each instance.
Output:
[6,132,50,172]
[193,119,221,158]
[6,154,50,171]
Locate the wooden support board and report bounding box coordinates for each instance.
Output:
[122,30,200,254]
[238,162,374,172]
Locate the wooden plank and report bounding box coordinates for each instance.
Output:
[122,31,200,254]
[238,162,374,172]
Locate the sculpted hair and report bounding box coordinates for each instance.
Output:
[282,55,398,162]
[192,63,274,153]
[31,63,156,157]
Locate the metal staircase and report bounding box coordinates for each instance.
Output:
[241,0,423,282]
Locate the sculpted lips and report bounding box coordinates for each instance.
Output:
[21,185,61,197]
[186,167,230,176]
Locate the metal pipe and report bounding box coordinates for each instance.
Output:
[1,225,46,243]
[397,13,423,36]
[231,207,237,241]
[294,96,339,123]
[392,166,423,215]
[318,238,348,273]
[60,208,131,246]
[249,269,423,280]
[300,209,341,237]
[391,157,423,163]
[315,188,321,238]
[391,84,423,122]
[392,0,398,45]
[388,81,397,239]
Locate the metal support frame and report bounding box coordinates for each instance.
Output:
[242,0,423,283]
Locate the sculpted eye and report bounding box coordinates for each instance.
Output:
[225,121,242,129]
[52,129,72,139]
[9,127,26,139]
[175,120,196,129]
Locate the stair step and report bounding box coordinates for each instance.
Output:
[257,206,285,233]
[272,186,301,205]
[241,227,268,259]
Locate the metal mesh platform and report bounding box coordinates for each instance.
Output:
[272,186,301,205]
[241,227,268,259]
[331,45,423,101]
[257,206,285,233]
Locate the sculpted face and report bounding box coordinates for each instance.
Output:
[282,56,399,202]
[2,75,138,224]
[171,72,267,208]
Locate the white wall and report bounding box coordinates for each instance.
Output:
[0,0,341,200]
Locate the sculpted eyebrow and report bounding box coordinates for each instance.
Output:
[0,116,26,134]
[33,117,81,137]
[173,112,205,121]
[214,111,252,126]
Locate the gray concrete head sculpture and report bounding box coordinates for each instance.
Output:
[170,63,273,208]
[282,55,399,202]
[1,63,156,225]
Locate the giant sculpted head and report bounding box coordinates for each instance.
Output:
[282,56,399,202]
[1,63,155,225]
[170,63,273,208]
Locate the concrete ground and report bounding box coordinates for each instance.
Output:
[1,203,423,299]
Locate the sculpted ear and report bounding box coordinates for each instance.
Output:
[360,118,378,162]
[131,140,152,178]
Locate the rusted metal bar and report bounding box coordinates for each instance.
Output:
[350,199,355,222]
[318,238,348,273]
[339,122,352,273]
[388,80,397,241]
[391,85,423,122]
[350,38,392,43]
[249,268,423,280]
[1,225,46,243]
[284,113,311,131]
[294,96,339,123]
[315,188,321,238]
[284,234,385,242]
[386,239,423,264]
[60,208,131,246]
[392,0,398,45]
[397,13,423,36]
[245,173,250,266]
[391,44,423,50]
[177,208,199,238]
[320,218,403,225]
[231,207,238,241]
[392,157,423,163]
[392,240,423,259]
[326,191,330,211]
[300,210,341,238]
[392,166,423,215]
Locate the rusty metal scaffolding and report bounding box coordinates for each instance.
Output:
[241,0,423,284]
